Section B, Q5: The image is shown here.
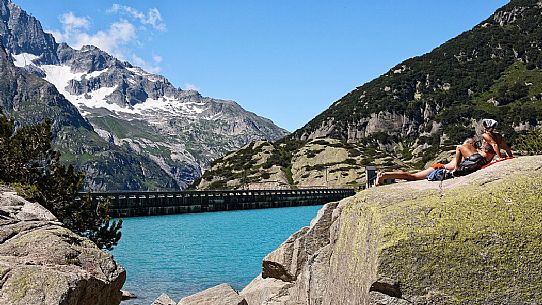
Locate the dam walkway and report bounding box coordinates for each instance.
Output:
[79,188,355,217]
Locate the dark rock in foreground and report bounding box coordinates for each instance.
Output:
[0,189,125,305]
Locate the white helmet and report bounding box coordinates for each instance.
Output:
[482,118,498,129]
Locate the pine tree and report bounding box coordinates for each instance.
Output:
[0,113,122,250]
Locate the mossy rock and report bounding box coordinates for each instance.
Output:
[331,156,542,304]
[0,191,126,305]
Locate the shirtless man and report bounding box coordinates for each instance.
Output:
[375,119,514,185]
[375,138,479,186]
[451,119,514,177]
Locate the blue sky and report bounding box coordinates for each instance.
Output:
[17,0,509,132]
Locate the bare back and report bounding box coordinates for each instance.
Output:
[483,131,513,159]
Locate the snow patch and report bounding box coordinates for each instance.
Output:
[85,68,109,79]
[79,86,119,109]
[12,53,40,67]
[40,64,209,118]
[133,96,206,117]
[41,65,119,115]
[41,65,84,87]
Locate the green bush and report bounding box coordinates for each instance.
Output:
[0,114,122,250]
[513,129,542,153]
[344,158,358,165]
[348,148,362,157]
[208,180,227,190]
[496,81,529,105]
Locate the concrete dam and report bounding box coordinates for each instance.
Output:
[80,188,356,217]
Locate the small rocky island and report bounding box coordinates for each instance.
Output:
[162,155,542,305]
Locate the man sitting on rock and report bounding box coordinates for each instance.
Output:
[375,138,483,186]
[453,119,514,176]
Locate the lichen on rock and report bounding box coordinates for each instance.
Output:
[240,156,542,304]
[0,190,125,305]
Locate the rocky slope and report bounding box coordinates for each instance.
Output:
[0,187,125,305]
[0,0,288,190]
[195,138,412,190]
[292,0,542,148]
[183,155,542,304]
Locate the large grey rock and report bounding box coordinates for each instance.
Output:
[16,202,57,221]
[178,283,247,305]
[262,201,339,283]
[151,293,176,305]
[241,156,542,304]
[241,275,293,305]
[262,227,308,282]
[0,190,125,305]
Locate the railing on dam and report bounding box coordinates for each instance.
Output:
[77,188,356,218]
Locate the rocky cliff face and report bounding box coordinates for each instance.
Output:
[0,0,58,64]
[0,0,288,190]
[0,187,125,305]
[236,155,542,304]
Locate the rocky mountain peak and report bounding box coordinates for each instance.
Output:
[0,0,58,64]
[57,43,121,74]
[1,0,289,190]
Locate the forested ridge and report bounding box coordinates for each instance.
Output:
[196,0,542,190]
[292,0,542,148]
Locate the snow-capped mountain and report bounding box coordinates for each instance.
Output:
[0,0,288,190]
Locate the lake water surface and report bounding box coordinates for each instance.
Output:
[111,205,322,304]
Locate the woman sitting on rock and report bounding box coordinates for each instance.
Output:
[375,138,481,186]
[451,119,514,177]
[480,119,514,160]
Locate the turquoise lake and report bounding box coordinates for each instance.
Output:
[111,205,322,304]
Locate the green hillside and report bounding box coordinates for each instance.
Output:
[292,0,542,147]
[196,0,542,190]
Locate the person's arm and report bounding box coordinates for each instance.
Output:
[501,139,514,158]
[483,133,503,159]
